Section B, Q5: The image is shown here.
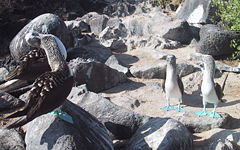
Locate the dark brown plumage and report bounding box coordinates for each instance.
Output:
[4,32,73,129]
[6,48,49,82]
[215,73,228,102]
[5,70,74,128]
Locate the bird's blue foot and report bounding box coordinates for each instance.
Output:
[174,106,185,112]
[161,105,174,111]
[208,112,221,118]
[49,108,74,124]
[195,111,208,117]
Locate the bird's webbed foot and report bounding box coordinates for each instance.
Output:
[174,106,185,112]
[208,112,221,118]
[161,105,174,111]
[195,110,208,117]
[49,108,74,124]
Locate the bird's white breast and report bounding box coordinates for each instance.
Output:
[165,76,182,99]
[201,76,218,103]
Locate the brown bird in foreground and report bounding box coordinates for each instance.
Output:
[5,32,74,128]
[0,33,67,95]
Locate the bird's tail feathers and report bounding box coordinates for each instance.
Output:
[220,99,227,103]
[5,116,28,129]
[4,109,27,119]
[5,66,22,81]
[221,73,229,92]
[178,69,184,78]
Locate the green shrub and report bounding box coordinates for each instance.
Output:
[212,0,240,60]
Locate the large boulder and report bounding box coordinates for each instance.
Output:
[126,118,193,150]
[66,40,112,63]
[9,13,73,62]
[129,61,167,79]
[67,90,150,140]
[197,24,240,56]
[0,128,25,150]
[162,20,194,44]
[68,58,127,92]
[77,12,109,36]
[175,0,214,24]
[25,100,114,150]
[129,60,195,79]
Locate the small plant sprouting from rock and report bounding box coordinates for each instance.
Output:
[212,0,240,60]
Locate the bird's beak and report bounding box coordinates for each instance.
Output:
[199,63,204,68]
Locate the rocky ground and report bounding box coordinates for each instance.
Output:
[0,0,240,150]
[102,46,240,119]
[101,45,240,147]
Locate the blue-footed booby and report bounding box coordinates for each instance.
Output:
[5,32,74,128]
[161,55,184,112]
[195,55,226,118]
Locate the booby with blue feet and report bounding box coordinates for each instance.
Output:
[195,55,226,118]
[162,55,184,112]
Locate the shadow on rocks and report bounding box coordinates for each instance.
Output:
[114,53,139,68]
[223,115,240,130]
[104,122,134,139]
[40,119,80,150]
[183,90,203,108]
[103,79,145,94]
[219,99,240,108]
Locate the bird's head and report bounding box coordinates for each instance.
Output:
[202,55,215,67]
[25,31,41,48]
[166,55,176,65]
[202,55,215,75]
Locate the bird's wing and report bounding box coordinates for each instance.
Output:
[4,72,51,119]
[161,72,166,93]
[215,83,224,101]
[215,73,228,102]
[177,75,184,95]
[5,64,27,81]
[26,71,74,120]
[5,48,46,81]
[162,79,165,93]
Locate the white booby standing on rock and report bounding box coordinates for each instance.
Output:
[4,32,74,128]
[195,55,226,118]
[161,55,184,112]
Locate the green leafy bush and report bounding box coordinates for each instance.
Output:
[212,0,240,60]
